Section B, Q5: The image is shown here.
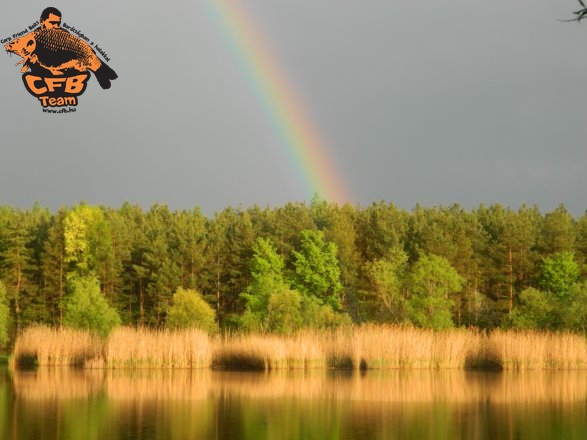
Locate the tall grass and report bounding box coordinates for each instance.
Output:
[329,325,482,369]
[10,324,587,370]
[11,325,102,367]
[104,327,212,368]
[215,326,483,370]
[214,330,329,370]
[486,329,587,370]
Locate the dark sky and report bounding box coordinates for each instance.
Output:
[1,1,586,216]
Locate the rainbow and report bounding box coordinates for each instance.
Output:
[204,0,350,205]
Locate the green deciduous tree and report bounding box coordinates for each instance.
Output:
[506,287,553,330]
[311,198,362,321]
[64,203,113,277]
[240,237,288,332]
[241,235,350,332]
[266,288,304,334]
[539,252,580,299]
[363,249,409,323]
[299,295,352,329]
[166,287,217,333]
[292,230,343,309]
[63,275,121,337]
[407,254,464,329]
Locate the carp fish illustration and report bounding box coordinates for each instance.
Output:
[5,27,118,89]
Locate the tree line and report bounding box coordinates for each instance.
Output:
[0,198,586,344]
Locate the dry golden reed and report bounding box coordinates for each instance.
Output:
[10,324,587,370]
[214,325,484,370]
[214,330,330,370]
[104,327,212,368]
[11,325,102,367]
[329,325,483,369]
[486,329,587,370]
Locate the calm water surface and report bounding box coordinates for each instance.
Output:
[1,366,587,439]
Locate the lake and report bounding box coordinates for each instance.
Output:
[1,366,587,439]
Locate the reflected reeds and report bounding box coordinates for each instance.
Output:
[105,368,213,401]
[11,367,587,404]
[11,368,105,400]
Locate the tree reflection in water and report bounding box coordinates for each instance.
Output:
[3,367,587,439]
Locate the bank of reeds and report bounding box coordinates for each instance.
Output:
[214,326,483,370]
[11,325,102,367]
[215,330,329,370]
[485,329,587,370]
[104,327,212,368]
[9,324,587,370]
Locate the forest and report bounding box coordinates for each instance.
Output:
[0,197,586,348]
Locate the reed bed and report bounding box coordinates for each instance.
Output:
[327,325,483,369]
[9,324,587,370]
[214,331,329,370]
[486,329,587,370]
[104,327,213,368]
[11,325,102,367]
[214,326,484,370]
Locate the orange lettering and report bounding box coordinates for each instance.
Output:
[65,74,88,94]
[44,77,66,92]
[24,75,47,94]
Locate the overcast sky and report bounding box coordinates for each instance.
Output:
[1,1,586,217]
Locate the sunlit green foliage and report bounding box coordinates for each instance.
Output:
[241,235,350,332]
[407,254,464,330]
[266,288,304,334]
[363,248,409,323]
[292,229,343,309]
[506,288,555,330]
[0,201,586,341]
[166,287,217,333]
[539,252,580,298]
[63,275,121,337]
[240,237,288,332]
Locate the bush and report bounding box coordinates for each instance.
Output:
[266,288,303,334]
[505,288,553,330]
[167,288,218,333]
[63,275,121,338]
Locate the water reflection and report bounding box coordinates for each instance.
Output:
[2,367,587,439]
[12,368,587,403]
